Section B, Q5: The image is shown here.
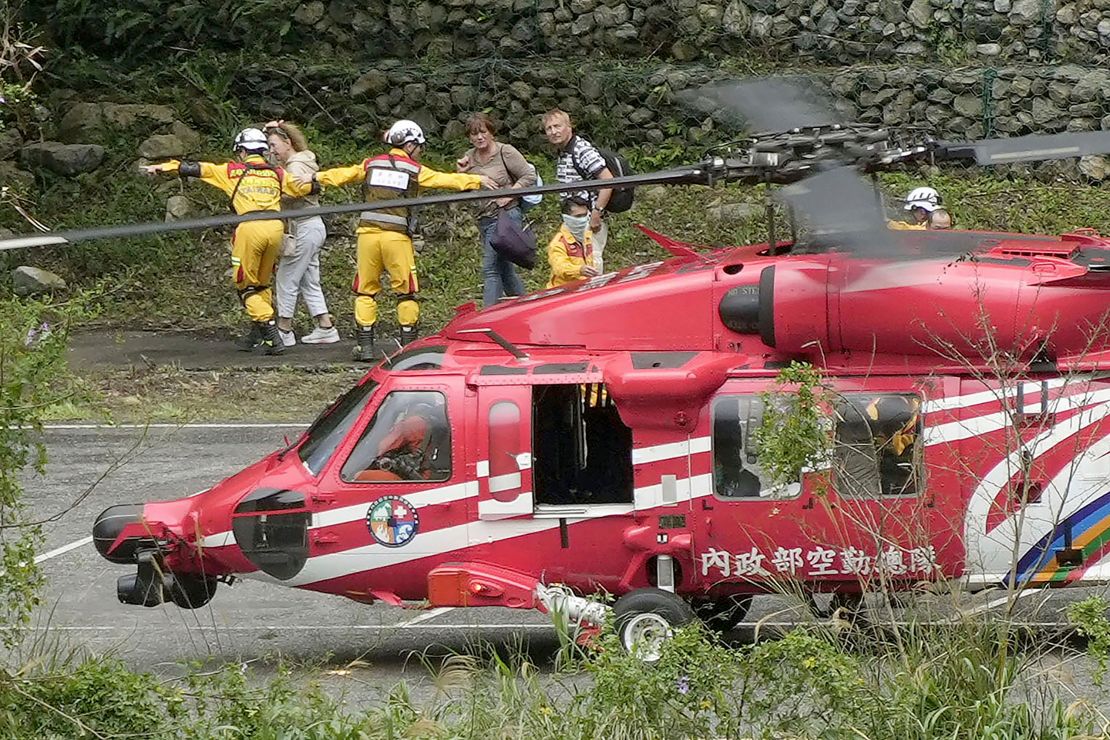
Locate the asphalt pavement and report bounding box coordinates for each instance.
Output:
[20,425,1110,706]
[22,425,567,702]
[68,330,385,370]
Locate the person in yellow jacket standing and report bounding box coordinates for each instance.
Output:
[294,120,494,361]
[144,128,301,355]
[546,219,600,289]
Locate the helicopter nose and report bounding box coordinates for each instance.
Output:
[92,504,148,564]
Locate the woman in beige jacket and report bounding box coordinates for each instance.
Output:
[456,112,537,307]
[265,121,338,345]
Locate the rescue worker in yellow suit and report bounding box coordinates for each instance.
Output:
[144,128,301,355]
[545,219,599,289]
[866,395,921,496]
[887,186,943,231]
[291,120,495,361]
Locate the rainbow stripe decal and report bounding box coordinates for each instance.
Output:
[1008,491,1110,586]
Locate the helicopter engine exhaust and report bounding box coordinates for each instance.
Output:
[720,258,1108,361]
[718,263,830,352]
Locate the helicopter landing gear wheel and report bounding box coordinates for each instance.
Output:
[690,594,754,632]
[613,588,695,662]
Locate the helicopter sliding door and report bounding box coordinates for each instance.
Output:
[476,385,534,520]
[532,383,634,511]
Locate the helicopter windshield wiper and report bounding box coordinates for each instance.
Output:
[457,328,529,360]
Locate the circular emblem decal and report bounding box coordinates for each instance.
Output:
[366,496,420,548]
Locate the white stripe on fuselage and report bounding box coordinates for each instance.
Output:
[925,386,1110,446]
[922,378,1074,413]
[969,431,1110,582]
[198,438,708,550]
[632,436,710,464]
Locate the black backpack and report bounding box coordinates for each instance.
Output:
[571,139,635,214]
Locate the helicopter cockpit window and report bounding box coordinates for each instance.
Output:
[297,380,379,476]
[381,345,448,372]
[711,396,784,498]
[533,384,633,505]
[340,391,452,483]
[834,394,922,498]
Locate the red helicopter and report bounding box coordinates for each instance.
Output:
[9,80,1110,655]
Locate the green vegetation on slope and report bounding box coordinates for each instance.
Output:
[5,129,1110,338]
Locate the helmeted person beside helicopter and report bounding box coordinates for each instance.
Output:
[290,120,495,361]
[888,186,949,231]
[143,127,302,355]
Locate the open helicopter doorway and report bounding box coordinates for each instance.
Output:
[532,384,634,509]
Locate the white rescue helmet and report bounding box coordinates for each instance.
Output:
[385,119,427,147]
[904,186,941,212]
[233,127,269,154]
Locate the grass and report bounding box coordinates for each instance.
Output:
[5,122,1109,424]
[4,603,1110,739]
[42,364,364,423]
[8,162,1109,337]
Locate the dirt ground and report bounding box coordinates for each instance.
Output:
[61,329,372,422]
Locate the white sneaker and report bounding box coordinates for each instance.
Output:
[301,326,340,344]
[278,328,296,347]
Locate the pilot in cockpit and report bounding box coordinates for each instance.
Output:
[359,399,451,482]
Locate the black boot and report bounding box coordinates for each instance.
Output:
[353,326,376,363]
[235,322,262,351]
[399,324,418,347]
[258,321,285,356]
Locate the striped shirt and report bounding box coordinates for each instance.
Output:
[555,135,606,211]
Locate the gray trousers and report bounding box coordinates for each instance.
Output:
[275,216,329,320]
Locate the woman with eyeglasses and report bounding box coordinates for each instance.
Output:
[265,120,338,346]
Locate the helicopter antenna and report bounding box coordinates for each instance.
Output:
[456,328,529,360]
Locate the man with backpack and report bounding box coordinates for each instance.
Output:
[543,109,632,273]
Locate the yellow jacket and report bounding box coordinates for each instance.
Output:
[887,219,926,230]
[159,154,297,215]
[306,148,483,234]
[546,225,595,288]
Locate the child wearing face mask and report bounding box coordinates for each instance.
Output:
[545,216,599,288]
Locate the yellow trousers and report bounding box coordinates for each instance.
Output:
[231,220,283,322]
[353,228,420,328]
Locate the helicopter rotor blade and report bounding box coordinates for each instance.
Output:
[680,78,842,133]
[936,131,1110,166]
[775,166,886,253]
[0,166,706,252]
[778,166,986,260]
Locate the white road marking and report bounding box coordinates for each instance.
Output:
[10,620,1074,633]
[954,587,1043,619]
[18,623,555,632]
[34,536,92,564]
[44,423,309,430]
[397,607,455,627]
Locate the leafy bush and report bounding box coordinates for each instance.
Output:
[27,0,301,64]
[0,295,89,648]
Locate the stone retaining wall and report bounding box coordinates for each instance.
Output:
[233,61,1110,161]
[37,0,1110,67]
[293,0,1109,64]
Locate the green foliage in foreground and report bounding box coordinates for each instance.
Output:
[2,613,1107,739]
[0,295,92,648]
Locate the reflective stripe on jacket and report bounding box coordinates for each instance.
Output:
[360,153,422,232]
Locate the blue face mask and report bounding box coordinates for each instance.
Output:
[562,214,589,242]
